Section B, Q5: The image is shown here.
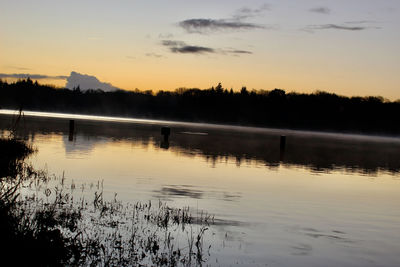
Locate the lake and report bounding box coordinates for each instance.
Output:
[1,110,400,266]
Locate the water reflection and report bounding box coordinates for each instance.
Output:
[2,113,400,266]
[62,135,107,157]
[160,140,169,150]
[154,185,203,199]
[153,185,242,202]
[1,114,400,176]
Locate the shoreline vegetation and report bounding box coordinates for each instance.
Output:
[1,79,400,135]
[0,137,214,266]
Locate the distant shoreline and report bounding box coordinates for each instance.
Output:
[1,109,399,143]
[1,79,400,137]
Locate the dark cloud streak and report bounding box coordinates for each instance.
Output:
[0,73,68,80]
[229,50,253,55]
[306,24,369,31]
[162,40,252,56]
[179,19,264,33]
[162,40,215,54]
[171,46,215,54]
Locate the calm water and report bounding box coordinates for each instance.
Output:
[1,110,400,266]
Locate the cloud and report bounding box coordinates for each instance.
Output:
[172,46,214,54]
[158,33,174,39]
[0,73,67,80]
[226,49,253,55]
[177,5,273,34]
[145,53,164,58]
[179,18,265,33]
[311,24,366,30]
[65,71,119,92]
[162,40,215,54]
[162,40,185,47]
[0,72,121,91]
[304,23,382,32]
[4,66,32,71]
[162,40,253,56]
[309,7,331,14]
[345,20,377,24]
[233,4,270,20]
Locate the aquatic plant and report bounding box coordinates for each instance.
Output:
[0,138,214,266]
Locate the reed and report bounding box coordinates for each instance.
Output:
[0,138,214,266]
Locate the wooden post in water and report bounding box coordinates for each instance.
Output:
[161,126,170,141]
[280,135,286,162]
[280,135,286,150]
[68,120,75,141]
[160,126,170,149]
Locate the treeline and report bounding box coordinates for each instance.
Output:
[1,78,400,134]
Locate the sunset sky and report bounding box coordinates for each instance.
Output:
[1,0,399,99]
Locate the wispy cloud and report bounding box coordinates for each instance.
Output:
[0,73,68,80]
[345,20,377,24]
[162,40,215,54]
[4,65,31,71]
[309,7,331,14]
[225,49,253,55]
[304,23,381,32]
[172,46,214,54]
[158,33,174,39]
[179,19,265,34]
[310,24,366,31]
[178,4,273,34]
[233,4,270,20]
[162,40,253,56]
[145,52,164,58]
[232,50,252,54]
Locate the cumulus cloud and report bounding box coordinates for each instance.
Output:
[0,73,68,80]
[309,7,331,14]
[65,71,119,92]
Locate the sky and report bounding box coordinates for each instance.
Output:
[0,0,399,99]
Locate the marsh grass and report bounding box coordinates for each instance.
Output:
[0,137,35,178]
[1,138,214,266]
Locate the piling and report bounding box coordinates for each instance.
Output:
[68,120,75,141]
[161,126,170,142]
[280,135,286,150]
[279,135,286,162]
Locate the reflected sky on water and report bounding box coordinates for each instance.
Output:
[1,111,400,266]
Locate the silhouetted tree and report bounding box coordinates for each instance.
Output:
[0,79,399,134]
[240,86,248,95]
